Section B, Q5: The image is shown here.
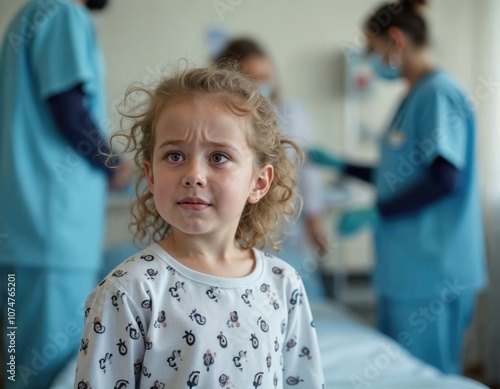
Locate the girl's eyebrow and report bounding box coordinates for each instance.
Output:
[157,139,240,154]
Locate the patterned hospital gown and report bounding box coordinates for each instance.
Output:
[74,244,325,389]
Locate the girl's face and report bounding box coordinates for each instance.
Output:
[144,96,273,240]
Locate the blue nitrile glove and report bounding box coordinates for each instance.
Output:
[338,207,380,237]
[307,147,346,171]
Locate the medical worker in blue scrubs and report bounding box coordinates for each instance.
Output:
[0,1,130,388]
[308,0,487,375]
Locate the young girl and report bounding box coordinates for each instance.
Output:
[73,65,325,388]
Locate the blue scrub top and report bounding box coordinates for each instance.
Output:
[373,70,487,298]
[0,0,107,270]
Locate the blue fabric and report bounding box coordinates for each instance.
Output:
[369,53,401,80]
[307,147,346,171]
[48,84,118,176]
[338,207,379,237]
[377,293,476,375]
[373,70,487,298]
[0,266,98,389]
[0,0,107,270]
[378,156,462,218]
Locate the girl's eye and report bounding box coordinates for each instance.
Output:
[165,152,184,162]
[211,153,229,164]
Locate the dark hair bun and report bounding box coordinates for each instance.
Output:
[400,0,428,14]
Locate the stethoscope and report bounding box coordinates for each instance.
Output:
[385,69,440,149]
[386,101,407,148]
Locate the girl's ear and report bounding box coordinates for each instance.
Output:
[143,160,154,194]
[248,164,274,204]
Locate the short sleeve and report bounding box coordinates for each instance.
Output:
[74,280,146,389]
[32,3,95,100]
[417,88,468,170]
[283,278,325,388]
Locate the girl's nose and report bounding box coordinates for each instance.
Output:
[182,159,207,187]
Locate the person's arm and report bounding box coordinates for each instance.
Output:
[47,84,119,176]
[338,157,463,236]
[307,148,374,183]
[300,163,329,255]
[378,156,462,218]
[74,280,146,388]
[279,105,330,254]
[283,278,325,388]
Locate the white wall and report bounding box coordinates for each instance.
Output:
[0,0,484,153]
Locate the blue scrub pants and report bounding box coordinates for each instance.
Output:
[377,293,476,375]
[0,266,97,389]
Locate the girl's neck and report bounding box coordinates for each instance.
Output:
[157,232,256,277]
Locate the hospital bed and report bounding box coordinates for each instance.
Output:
[50,299,489,389]
[313,301,489,389]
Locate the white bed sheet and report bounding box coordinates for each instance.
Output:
[312,301,490,389]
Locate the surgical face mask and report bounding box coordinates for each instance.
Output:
[86,0,109,10]
[259,83,275,98]
[369,53,401,80]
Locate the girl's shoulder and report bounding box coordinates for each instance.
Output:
[255,248,304,288]
[92,244,174,299]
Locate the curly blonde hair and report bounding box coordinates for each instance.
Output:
[111,63,303,251]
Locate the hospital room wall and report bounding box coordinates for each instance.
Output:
[0,1,489,255]
[0,0,483,155]
[0,0,488,255]
[0,0,487,270]
[100,0,480,155]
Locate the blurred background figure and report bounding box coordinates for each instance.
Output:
[308,0,487,375]
[215,38,330,301]
[0,0,131,388]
